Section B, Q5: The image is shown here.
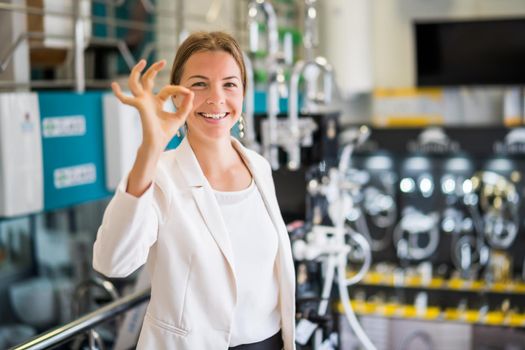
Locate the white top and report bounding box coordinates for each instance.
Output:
[214,180,281,346]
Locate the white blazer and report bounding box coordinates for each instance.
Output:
[93,137,296,349]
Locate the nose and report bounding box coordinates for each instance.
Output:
[206,85,225,105]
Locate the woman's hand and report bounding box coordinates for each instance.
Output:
[111,59,194,152]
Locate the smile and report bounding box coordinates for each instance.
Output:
[198,112,229,120]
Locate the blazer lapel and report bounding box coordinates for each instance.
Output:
[174,138,236,277]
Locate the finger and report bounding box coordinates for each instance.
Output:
[141,60,166,91]
[111,82,136,106]
[157,85,192,103]
[128,59,147,96]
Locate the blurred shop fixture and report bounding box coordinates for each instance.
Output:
[325,126,525,349]
[252,0,341,171]
[69,277,119,349]
[10,287,150,349]
[240,51,260,152]
[248,0,290,169]
[285,56,334,170]
[0,0,197,91]
[287,123,525,348]
[292,126,376,350]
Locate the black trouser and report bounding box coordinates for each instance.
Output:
[228,330,283,350]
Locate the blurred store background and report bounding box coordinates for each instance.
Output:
[1,0,525,349]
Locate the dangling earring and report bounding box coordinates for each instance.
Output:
[239,114,245,138]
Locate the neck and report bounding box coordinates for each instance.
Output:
[186,132,239,176]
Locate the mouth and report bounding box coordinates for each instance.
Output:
[197,112,230,120]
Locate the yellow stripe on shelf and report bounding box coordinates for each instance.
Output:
[373,87,443,99]
[338,302,525,328]
[485,312,504,325]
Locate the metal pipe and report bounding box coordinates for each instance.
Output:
[247,0,279,58]
[91,0,126,6]
[89,36,136,70]
[303,0,318,62]
[242,52,260,152]
[0,32,27,73]
[0,79,113,89]
[73,0,85,93]
[247,0,280,169]
[287,56,334,169]
[105,0,116,39]
[266,73,280,169]
[140,0,156,13]
[71,278,120,350]
[10,288,150,350]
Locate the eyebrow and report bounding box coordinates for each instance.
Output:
[187,75,240,81]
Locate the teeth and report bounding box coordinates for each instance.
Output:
[201,113,227,120]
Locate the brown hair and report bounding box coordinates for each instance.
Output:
[170,31,247,95]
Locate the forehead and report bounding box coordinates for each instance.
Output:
[181,50,241,80]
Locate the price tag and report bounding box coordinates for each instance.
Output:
[295,319,318,345]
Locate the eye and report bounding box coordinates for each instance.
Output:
[224,82,237,88]
[191,81,206,88]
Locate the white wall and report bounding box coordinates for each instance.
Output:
[320,0,525,90]
[155,0,238,85]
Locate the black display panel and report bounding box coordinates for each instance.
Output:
[415,18,525,86]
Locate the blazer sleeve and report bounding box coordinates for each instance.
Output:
[92,175,169,278]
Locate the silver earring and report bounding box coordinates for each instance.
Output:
[239,114,245,138]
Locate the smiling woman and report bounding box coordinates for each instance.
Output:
[181,50,244,142]
[92,31,296,350]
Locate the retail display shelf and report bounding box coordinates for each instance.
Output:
[336,300,525,328]
[348,271,525,295]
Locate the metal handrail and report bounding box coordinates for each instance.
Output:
[10,288,151,350]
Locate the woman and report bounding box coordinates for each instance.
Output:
[93,31,296,349]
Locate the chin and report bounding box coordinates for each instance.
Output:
[191,127,233,142]
[206,131,232,140]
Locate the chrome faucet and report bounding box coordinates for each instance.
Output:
[241,53,260,152]
[248,0,282,169]
[287,57,334,170]
[303,0,318,62]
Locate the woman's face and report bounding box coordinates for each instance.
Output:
[178,50,244,141]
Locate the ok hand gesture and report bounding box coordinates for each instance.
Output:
[111,59,194,152]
